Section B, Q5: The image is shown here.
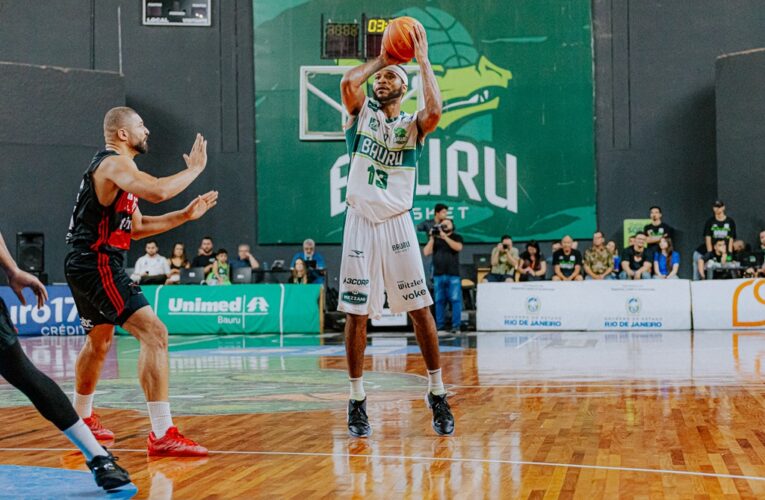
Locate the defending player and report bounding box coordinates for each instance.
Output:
[339,23,455,436]
[0,230,130,490]
[64,107,217,455]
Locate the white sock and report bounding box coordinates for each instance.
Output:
[63,419,108,461]
[349,377,366,401]
[427,368,446,396]
[73,391,94,419]
[147,401,174,439]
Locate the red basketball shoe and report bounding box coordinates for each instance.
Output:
[147,426,208,457]
[84,413,115,441]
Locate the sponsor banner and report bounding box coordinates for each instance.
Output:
[692,279,765,330]
[477,282,588,331]
[0,285,85,336]
[477,280,692,331]
[584,280,691,331]
[149,284,323,334]
[0,284,321,337]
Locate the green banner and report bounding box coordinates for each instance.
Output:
[127,285,322,334]
[255,0,595,243]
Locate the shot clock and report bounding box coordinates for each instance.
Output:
[319,15,392,60]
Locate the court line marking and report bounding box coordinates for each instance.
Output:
[1,447,764,483]
[122,335,223,354]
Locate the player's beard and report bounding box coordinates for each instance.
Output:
[133,136,149,155]
[374,86,404,104]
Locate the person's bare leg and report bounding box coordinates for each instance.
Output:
[344,313,369,379]
[75,325,114,397]
[122,306,169,402]
[73,324,115,434]
[121,306,205,454]
[345,313,372,437]
[409,307,440,371]
[409,306,454,435]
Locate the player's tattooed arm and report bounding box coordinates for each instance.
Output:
[412,23,442,139]
[99,134,208,204]
[340,52,392,116]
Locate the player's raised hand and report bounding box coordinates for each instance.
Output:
[183,133,208,172]
[8,268,48,309]
[411,22,428,63]
[183,190,219,221]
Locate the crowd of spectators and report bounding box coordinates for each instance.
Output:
[129,201,765,291]
[472,200,764,283]
[129,236,326,286]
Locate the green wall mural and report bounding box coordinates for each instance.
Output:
[255,1,595,243]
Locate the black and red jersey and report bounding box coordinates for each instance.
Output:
[66,150,138,256]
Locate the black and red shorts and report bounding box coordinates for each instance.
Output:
[64,250,149,330]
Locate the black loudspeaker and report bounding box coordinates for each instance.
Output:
[16,232,44,273]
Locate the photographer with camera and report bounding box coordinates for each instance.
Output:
[484,235,520,282]
[423,218,464,333]
[416,203,449,234]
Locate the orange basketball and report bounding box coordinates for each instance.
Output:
[382,17,421,63]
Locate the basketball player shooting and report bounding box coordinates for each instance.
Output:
[339,21,455,437]
[64,107,216,456]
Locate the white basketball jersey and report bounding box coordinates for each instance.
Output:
[344,97,423,224]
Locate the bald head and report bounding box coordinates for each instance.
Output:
[103,106,149,154]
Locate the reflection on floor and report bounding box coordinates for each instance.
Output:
[1,330,765,497]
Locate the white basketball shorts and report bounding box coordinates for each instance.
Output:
[338,208,433,320]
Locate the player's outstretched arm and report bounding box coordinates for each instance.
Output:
[131,191,218,240]
[412,24,442,138]
[101,133,208,203]
[0,231,47,308]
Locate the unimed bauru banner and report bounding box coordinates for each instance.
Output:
[254,0,596,243]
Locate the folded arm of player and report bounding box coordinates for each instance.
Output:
[100,133,208,204]
[131,190,218,240]
[412,24,442,139]
[340,49,398,116]
[0,231,47,308]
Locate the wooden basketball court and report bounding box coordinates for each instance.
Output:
[2,331,765,498]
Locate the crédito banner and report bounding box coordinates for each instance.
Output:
[255,0,595,243]
[0,285,84,336]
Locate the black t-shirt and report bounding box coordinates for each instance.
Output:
[644,222,674,253]
[703,216,736,242]
[552,249,582,277]
[621,247,650,271]
[703,251,731,265]
[432,233,463,276]
[191,254,215,268]
[735,250,760,268]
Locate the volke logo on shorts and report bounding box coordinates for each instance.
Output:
[391,241,411,254]
[341,291,368,305]
[343,277,369,286]
[401,288,428,301]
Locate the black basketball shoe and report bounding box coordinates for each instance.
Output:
[86,451,131,491]
[426,392,455,436]
[347,398,372,438]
